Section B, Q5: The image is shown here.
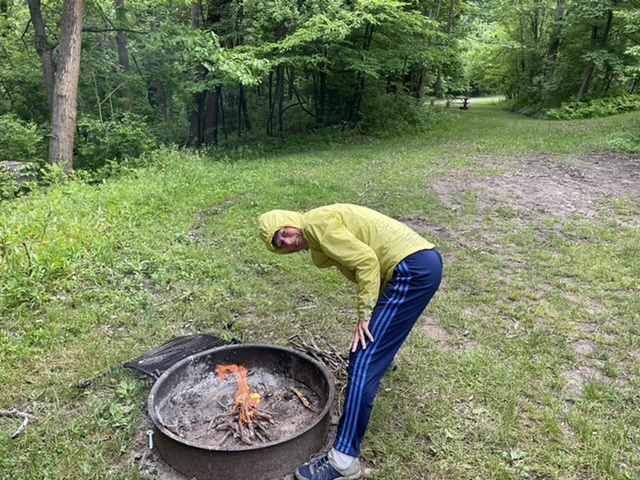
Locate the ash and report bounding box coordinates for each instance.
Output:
[155,366,321,447]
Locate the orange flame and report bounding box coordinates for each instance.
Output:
[216,364,261,423]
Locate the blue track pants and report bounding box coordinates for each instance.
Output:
[333,248,443,457]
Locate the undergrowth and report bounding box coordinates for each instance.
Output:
[545,94,640,120]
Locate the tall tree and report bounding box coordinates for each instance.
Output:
[188,0,231,147]
[26,0,55,114]
[576,0,618,100]
[115,0,132,112]
[544,0,565,83]
[49,0,84,172]
[433,0,456,98]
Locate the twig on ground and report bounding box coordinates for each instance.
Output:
[289,334,348,386]
[0,408,37,439]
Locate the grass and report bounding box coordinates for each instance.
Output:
[1,103,639,479]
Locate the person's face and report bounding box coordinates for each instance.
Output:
[273,227,308,252]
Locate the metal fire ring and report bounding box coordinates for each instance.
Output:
[148,343,334,480]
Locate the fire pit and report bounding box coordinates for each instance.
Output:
[148,344,334,480]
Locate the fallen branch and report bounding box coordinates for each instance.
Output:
[0,408,37,439]
[289,334,348,386]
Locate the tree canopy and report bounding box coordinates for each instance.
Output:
[0,0,638,172]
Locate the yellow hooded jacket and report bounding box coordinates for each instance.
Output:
[259,204,435,322]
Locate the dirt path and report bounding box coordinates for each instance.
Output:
[431,152,639,223]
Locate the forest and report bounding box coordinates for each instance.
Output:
[1,0,640,179]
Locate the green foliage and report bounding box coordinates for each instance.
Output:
[545,95,640,120]
[176,29,271,87]
[358,92,438,137]
[0,115,46,199]
[464,0,640,110]
[0,115,46,164]
[607,132,640,154]
[94,379,144,430]
[1,0,636,174]
[0,4,50,123]
[74,114,158,171]
[0,163,40,201]
[2,0,475,165]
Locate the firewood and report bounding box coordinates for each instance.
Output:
[290,387,315,412]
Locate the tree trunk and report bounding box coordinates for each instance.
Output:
[349,22,374,123]
[219,85,227,141]
[190,91,205,147]
[238,84,251,135]
[433,0,455,99]
[26,0,55,117]
[115,0,132,112]
[318,68,326,124]
[188,0,226,147]
[189,1,202,145]
[287,66,295,101]
[48,0,84,173]
[577,2,616,101]
[203,87,221,145]
[577,61,595,101]
[267,70,273,136]
[544,0,564,83]
[266,67,285,136]
[414,63,426,99]
[275,65,285,137]
[411,5,436,99]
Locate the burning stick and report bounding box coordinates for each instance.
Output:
[290,387,315,412]
[211,364,273,445]
[216,365,262,423]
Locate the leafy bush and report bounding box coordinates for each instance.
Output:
[75,113,158,171]
[358,92,437,137]
[545,95,640,120]
[0,115,46,199]
[0,162,40,200]
[607,132,640,154]
[0,114,46,164]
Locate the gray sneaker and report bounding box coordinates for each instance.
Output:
[294,450,362,480]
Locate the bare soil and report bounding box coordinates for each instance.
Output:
[416,151,639,398]
[431,152,640,223]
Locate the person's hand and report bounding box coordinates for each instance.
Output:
[350,320,374,352]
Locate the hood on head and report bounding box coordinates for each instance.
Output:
[259,210,304,254]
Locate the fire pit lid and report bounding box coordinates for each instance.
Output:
[124,334,238,379]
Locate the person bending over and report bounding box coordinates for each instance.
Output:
[259,204,443,480]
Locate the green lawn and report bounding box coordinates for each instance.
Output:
[1,103,639,479]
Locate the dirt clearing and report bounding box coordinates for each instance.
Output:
[431,152,639,223]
